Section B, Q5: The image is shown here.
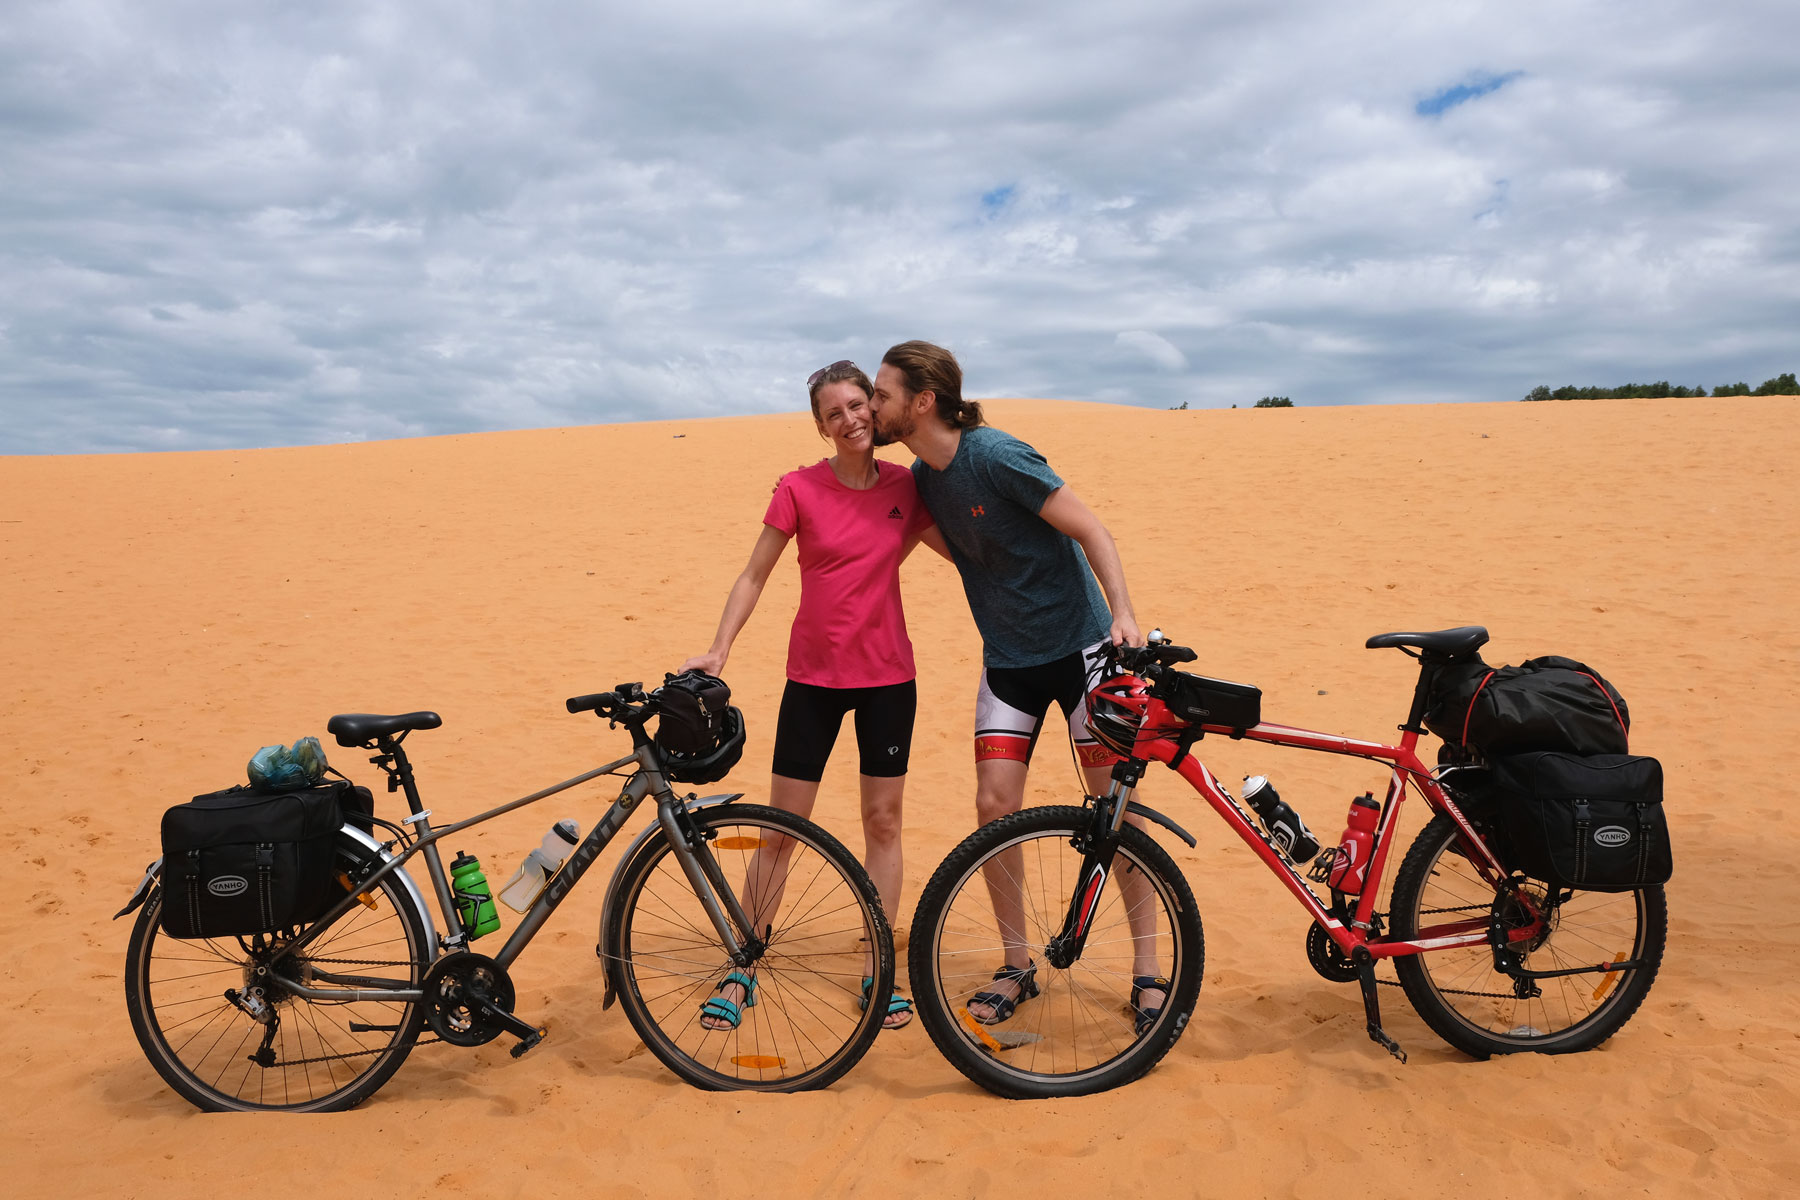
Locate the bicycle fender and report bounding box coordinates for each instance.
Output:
[597,792,743,1010]
[1126,800,1198,849]
[113,857,163,920]
[341,824,440,951]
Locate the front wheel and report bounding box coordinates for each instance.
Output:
[1391,812,1667,1059]
[124,831,432,1111]
[909,805,1204,1099]
[602,803,893,1091]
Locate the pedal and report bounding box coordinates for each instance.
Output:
[1366,1022,1407,1063]
[1306,847,1338,885]
[468,990,546,1052]
[509,1027,549,1059]
[1353,950,1407,1065]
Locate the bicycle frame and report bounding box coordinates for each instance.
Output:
[1110,702,1546,967]
[265,739,760,1003]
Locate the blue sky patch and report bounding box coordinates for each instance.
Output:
[1416,71,1524,117]
[980,184,1016,215]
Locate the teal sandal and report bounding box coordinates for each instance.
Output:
[698,970,758,1031]
[860,977,914,1030]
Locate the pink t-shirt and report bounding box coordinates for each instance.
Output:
[763,459,935,689]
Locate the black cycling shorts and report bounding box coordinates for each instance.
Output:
[975,641,1113,767]
[771,679,917,782]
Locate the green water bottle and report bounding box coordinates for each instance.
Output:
[450,852,501,939]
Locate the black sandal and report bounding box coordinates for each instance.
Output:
[1131,975,1170,1035]
[968,961,1040,1026]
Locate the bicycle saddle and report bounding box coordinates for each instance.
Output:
[1364,626,1489,658]
[326,711,443,747]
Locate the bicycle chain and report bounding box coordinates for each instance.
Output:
[1369,904,1528,998]
[256,956,437,1068]
[266,1035,443,1068]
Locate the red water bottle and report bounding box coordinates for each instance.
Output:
[1328,794,1381,895]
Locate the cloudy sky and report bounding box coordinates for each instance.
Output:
[3,0,1795,453]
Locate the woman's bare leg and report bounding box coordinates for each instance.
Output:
[700,773,819,1030]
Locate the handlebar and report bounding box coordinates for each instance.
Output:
[1093,630,1197,676]
[565,681,653,721]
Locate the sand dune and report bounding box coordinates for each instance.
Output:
[4,396,1797,1198]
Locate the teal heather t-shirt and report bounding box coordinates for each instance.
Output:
[911,426,1110,669]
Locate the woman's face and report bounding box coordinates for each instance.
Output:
[814,380,874,454]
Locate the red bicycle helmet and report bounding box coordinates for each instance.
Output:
[1085,674,1154,759]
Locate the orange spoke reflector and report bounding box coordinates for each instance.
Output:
[1591,952,1627,1001]
[730,1055,786,1069]
[713,837,766,850]
[957,1008,1005,1052]
[337,873,379,909]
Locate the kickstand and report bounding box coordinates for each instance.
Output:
[1354,952,1407,1064]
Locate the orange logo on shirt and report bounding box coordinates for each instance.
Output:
[971,505,986,517]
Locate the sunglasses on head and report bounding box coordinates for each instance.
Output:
[807,360,858,389]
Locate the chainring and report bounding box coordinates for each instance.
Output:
[422,952,517,1047]
[1305,922,1361,983]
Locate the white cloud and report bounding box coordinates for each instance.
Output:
[1,0,1797,452]
[1113,331,1190,371]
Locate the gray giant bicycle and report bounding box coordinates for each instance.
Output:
[120,680,894,1110]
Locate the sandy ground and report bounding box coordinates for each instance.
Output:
[3,396,1797,1198]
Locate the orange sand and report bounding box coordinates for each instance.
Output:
[4,397,1797,1198]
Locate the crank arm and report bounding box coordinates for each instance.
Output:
[1353,949,1407,1064]
[468,989,546,1055]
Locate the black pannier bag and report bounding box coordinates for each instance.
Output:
[160,783,344,939]
[338,780,376,833]
[1163,672,1262,732]
[1490,751,1671,892]
[1425,655,1630,757]
[653,670,732,755]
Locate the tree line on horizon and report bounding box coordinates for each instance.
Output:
[1523,372,1796,401]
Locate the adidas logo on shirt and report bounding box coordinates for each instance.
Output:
[888,506,903,519]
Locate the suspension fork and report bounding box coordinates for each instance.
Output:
[1044,765,1140,970]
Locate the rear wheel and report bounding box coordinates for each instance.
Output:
[1391,812,1666,1058]
[603,803,892,1091]
[124,832,431,1111]
[909,805,1203,1099]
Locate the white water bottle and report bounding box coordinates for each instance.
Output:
[498,819,581,912]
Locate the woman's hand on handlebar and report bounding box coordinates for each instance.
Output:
[679,651,727,675]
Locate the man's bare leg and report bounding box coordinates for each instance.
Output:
[1081,762,1166,1018]
[968,757,1031,1020]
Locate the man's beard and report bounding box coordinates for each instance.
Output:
[871,409,911,447]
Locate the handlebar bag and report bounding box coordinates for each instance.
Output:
[1425,655,1630,757]
[1162,672,1262,732]
[1490,751,1671,892]
[159,783,344,939]
[653,670,732,756]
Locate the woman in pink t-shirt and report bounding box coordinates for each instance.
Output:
[683,360,940,1031]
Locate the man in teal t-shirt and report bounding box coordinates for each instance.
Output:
[871,339,1165,1028]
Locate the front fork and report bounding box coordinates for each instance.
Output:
[655,795,765,968]
[1044,764,1139,970]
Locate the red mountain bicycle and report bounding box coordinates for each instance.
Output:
[907,626,1667,1098]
